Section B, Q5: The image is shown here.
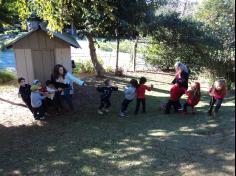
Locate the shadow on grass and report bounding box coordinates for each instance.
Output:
[0,76,235,176]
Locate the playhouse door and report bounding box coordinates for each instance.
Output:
[32,49,55,84]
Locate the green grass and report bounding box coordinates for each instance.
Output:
[0,70,16,84]
[0,73,235,176]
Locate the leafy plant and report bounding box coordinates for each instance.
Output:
[0,70,16,84]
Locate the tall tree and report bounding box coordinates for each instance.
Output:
[15,0,116,77]
[196,0,235,79]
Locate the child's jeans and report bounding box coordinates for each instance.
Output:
[33,105,46,119]
[165,100,181,114]
[208,97,223,113]
[135,98,146,114]
[183,102,195,113]
[99,98,111,110]
[62,87,74,111]
[121,99,133,113]
[22,97,33,113]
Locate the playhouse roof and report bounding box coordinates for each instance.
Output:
[6,25,81,49]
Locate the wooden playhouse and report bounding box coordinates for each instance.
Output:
[6,25,81,84]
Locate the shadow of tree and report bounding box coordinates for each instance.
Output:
[0,75,235,176]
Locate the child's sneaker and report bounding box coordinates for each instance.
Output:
[98,110,104,115]
[119,112,126,118]
[160,103,166,110]
[104,109,110,113]
[39,116,46,120]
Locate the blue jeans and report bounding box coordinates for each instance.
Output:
[208,97,223,113]
[62,87,74,111]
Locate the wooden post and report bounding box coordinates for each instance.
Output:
[133,38,138,72]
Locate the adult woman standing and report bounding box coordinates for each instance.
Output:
[172,62,190,90]
[51,64,86,112]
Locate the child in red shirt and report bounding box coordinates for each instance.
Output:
[183,82,201,115]
[135,77,153,114]
[163,80,186,114]
[208,79,227,117]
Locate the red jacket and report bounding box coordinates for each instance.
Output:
[209,87,227,99]
[137,84,152,99]
[170,84,185,101]
[186,90,200,106]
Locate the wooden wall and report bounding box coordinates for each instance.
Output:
[15,49,34,84]
[55,48,72,73]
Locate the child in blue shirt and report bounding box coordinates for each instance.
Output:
[120,79,138,117]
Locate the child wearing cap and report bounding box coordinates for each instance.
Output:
[31,84,47,120]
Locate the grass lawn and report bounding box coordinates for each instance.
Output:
[0,72,235,176]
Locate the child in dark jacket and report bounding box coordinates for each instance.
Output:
[97,79,118,115]
[208,79,227,117]
[163,80,186,114]
[18,78,33,113]
[183,82,201,115]
[135,77,153,115]
[120,79,139,117]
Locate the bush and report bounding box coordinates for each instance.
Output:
[96,41,114,52]
[106,66,114,73]
[74,60,95,74]
[0,70,16,84]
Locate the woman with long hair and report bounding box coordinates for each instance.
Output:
[51,64,86,112]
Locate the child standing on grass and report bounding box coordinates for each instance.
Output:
[46,80,63,114]
[162,80,185,114]
[97,79,118,115]
[208,79,227,117]
[183,82,201,115]
[120,79,139,117]
[31,85,47,120]
[18,77,33,113]
[135,77,154,115]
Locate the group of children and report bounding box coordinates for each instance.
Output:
[96,77,227,118]
[18,75,228,120]
[18,78,63,120]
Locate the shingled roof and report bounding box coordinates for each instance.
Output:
[5,25,81,49]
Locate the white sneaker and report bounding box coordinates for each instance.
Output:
[98,110,104,115]
[119,112,125,117]
[104,109,110,113]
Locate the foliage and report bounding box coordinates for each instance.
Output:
[0,70,16,83]
[74,60,95,74]
[196,0,235,81]
[143,12,221,73]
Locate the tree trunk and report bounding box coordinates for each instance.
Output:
[133,37,139,72]
[115,38,120,74]
[86,33,105,77]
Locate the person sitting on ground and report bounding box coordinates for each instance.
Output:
[135,77,154,115]
[46,80,63,114]
[51,64,86,112]
[18,77,33,113]
[31,84,48,120]
[120,79,139,117]
[162,79,185,114]
[208,79,227,117]
[183,82,201,115]
[97,79,118,115]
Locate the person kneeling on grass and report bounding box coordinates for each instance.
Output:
[135,77,154,115]
[208,79,227,117]
[162,80,185,114]
[97,79,118,115]
[120,79,139,117]
[31,85,48,120]
[183,82,201,115]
